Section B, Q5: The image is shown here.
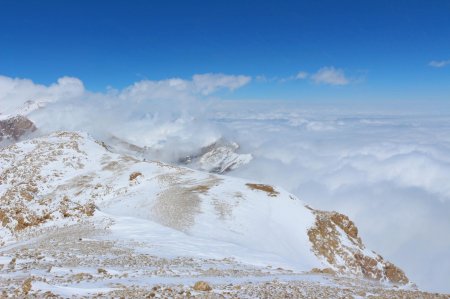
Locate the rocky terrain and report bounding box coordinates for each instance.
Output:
[1,225,447,298]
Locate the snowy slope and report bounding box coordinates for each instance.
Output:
[0,131,411,296]
[0,99,48,121]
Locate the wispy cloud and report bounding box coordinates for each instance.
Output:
[274,71,309,83]
[311,66,349,85]
[192,73,251,95]
[275,67,351,85]
[295,71,309,80]
[119,73,252,102]
[429,60,450,68]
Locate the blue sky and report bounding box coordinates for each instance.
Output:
[1,0,449,101]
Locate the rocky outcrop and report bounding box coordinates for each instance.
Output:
[0,115,36,142]
[193,281,212,291]
[307,209,409,284]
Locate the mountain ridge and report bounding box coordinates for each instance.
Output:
[0,131,412,293]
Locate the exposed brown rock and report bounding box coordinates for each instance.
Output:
[330,213,359,239]
[15,215,32,231]
[311,267,336,275]
[8,257,16,270]
[246,183,279,197]
[98,268,108,275]
[22,278,32,295]
[384,262,409,284]
[308,210,409,284]
[0,115,36,142]
[193,281,212,291]
[19,190,34,201]
[129,171,142,181]
[71,272,94,282]
[0,210,10,227]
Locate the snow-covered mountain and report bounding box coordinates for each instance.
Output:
[0,131,426,297]
[179,139,252,173]
[0,99,253,175]
[98,135,252,174]
[0,99,48,121]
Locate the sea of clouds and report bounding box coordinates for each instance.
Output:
[210,101,450,293]
[1,74,449,293]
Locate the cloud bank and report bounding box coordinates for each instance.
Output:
[209,101,450,293]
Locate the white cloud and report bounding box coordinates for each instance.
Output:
[255,75,280,83]
[0,73,251,115]
[118,73,251,102]
[192,73,251,95]
[255,75,268,82]
[119,78,193,103]
[311,66,349,85]
[429,60,450,68]
[0,76,84,116]
[296,71,309,79]
[276,68,350,85]
[275,71,308,83]
[0,73,250,162]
